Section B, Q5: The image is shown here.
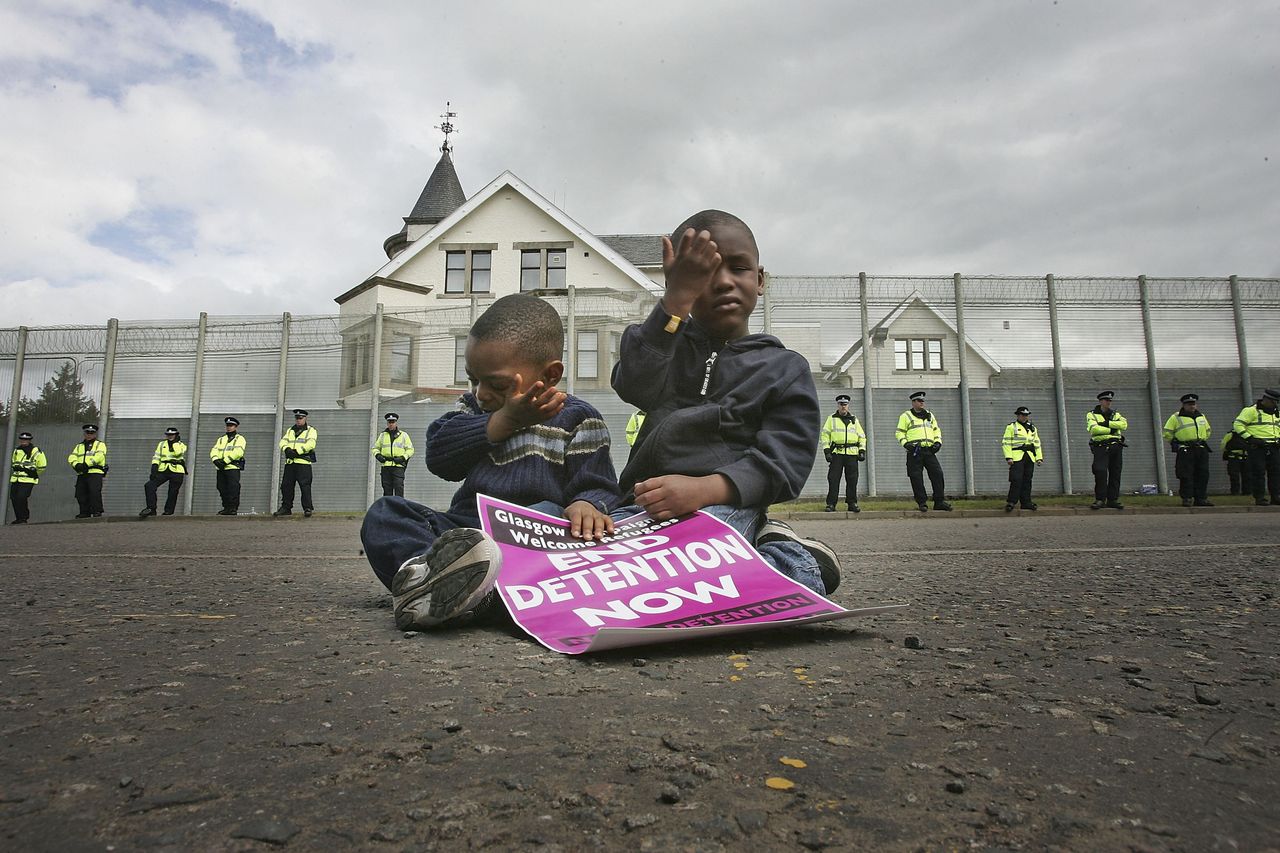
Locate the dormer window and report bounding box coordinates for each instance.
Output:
[518,246,569,291]
[443,248,493,295]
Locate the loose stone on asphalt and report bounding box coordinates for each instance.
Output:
[0,512,1276,850]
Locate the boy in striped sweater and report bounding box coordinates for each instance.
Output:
[361,294,620,631]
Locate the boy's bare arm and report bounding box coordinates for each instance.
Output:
[486,375,566,442]
[633,473,737,521]
[660,228,720,320]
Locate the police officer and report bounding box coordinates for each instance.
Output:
[68,424,107,518]
[1002,406,1042,512]
[1163,393,1212,507]
[211,416,247,515]
[896,391,951,512]
[821,394,866,512]
[1220,430,1252,496]
[625,410,646,447]
[275,409,317,517]
[1232,387,1280,506]
[140,427,187,517]
[1087,391,1128,510]
[9,431,47,524]
[373,412,415,497]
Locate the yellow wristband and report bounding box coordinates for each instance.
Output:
[664,314,682,334]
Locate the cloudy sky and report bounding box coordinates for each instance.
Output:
[2,0,1277,325]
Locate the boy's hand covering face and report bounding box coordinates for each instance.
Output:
[494,374,566,432]
[661,228,721,317]
[565,500,614,540]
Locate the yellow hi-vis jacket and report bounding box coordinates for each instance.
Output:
[1221,431,1249,460]
[211,433,247,470]
[821,413,866,455]
[1002,421,1042,463]
[1086,408,1127,445]
[1162,411,1210,448]
[373,429,415,467]
[151,439,188,474]
[625,411,646,447]
[896,409,941,448]
[68,440,107,474]
[10,446,47,484]
[1233,403,1280,443]
[279,425,318,464]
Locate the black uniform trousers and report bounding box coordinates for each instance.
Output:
[75,473,105,516]
[1173,444,1210,502]
[1006,457,1036,507]
[825,454,859,508]
[1225,458,1251,495]
[144,471,184,514]
[905,446,945,506]
[10,482,34,522]
[380,465,406,497]
[280,463,313,511]
[1090,443,1123,503]
[216,468,241,510]
[1246,442,1280,502]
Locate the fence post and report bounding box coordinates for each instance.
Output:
[859,273,876,497]
[366,304,384,508]
[953,273,976,496]
[183,312,208,515]
[270,312,291,512]
[1045,275,1072,494]
[100,319,118,437]
[1,326,28,521]
[1229,274,1253,406]
[762,272,772,336]
[1138,275,1168,494]
[565,285,576,395]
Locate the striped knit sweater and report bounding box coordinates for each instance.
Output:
[426,392,620,521]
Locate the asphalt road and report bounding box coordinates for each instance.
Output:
[0,512,1276,851]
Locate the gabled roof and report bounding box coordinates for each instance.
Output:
[823,291,1002,381]
[372,171,664,296]
[598,234,664,267]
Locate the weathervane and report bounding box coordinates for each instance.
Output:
[436,102,458,155]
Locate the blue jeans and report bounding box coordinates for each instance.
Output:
[611,504,824,595]
[362,498,570,591]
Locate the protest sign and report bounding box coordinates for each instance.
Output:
[477,495,907,654]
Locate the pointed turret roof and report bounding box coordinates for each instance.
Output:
[384,148,467,259]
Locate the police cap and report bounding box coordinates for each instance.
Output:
[1015,406,1031,416]
[835,395,850,405]
[164,427,179,436]
[82,424,98,433]
[1179,393,1199,404]
[224,417,240,426]
[384,413,400,422]
[1263,388,1280,402]
[292,409,308,418]
[18,431,33,440]
[1096,391,1115,401]
[909,391,926,402]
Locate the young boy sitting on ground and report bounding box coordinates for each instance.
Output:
[361,294,620,630]
[610,209,840,594]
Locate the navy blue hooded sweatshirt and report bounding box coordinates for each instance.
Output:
[611,302,820,508]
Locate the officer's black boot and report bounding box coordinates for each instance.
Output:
[138,507,156,518]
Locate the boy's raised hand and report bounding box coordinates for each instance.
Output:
[565,500,615,540]
[661,228,720,320]
[487,374,566,441]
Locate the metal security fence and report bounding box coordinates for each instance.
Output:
[3,276,1277,521]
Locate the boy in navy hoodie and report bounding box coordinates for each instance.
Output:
[611,210,839,594]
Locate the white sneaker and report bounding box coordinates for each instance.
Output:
[756,519,841,595]
[392,528,502,631]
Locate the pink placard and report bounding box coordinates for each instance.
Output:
[477,494,907,654]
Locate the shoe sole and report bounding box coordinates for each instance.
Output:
[757,521,840,595]
[392,529,502,631]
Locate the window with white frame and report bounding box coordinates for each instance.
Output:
[444,250,492,294]
[454,336,468,385]
[893,337,944,371]
[576,331,598,380]
[520,248,568,291]
[390,336,412,383]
